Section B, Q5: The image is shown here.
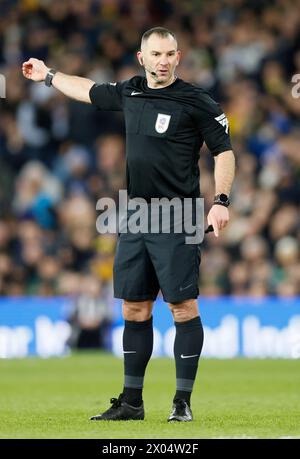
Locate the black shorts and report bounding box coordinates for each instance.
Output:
[113,213,201,303]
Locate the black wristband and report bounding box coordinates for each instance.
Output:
[45,69,57,87]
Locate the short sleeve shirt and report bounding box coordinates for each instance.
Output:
[90,76,232,200]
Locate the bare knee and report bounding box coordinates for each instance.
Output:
[169,299,199,322]
[123,300,153,321]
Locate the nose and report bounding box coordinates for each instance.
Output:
[159,55,169,66]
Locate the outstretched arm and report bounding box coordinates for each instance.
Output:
[22,58,95,104]
[207,150,235,237]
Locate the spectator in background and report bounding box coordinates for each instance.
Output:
[0,0,300,303]
[68,274,112,349]
[13,161,62,229]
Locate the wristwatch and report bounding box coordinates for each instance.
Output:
[213,193,230,207]
[45,69,57,87]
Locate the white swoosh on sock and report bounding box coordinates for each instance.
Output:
[180,354,199,359]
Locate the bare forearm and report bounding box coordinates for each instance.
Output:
[52,72,95,103]
[22,58,95,103]
[214,150,235,195]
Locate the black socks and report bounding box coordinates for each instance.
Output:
[173,316,204,406]
[122,316,153,406]
[121,315,204,408]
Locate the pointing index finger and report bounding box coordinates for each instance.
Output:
[210,216,219,237]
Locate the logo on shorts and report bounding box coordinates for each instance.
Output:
[179,283,193,291]
[155,113,171,133]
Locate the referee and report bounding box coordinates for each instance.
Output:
[22,27,235,422]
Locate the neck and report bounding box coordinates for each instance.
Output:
[147,74,177,89]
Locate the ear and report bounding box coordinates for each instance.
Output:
[176,50,181,67]
[137,50,143,66]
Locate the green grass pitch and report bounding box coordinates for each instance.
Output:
[0,352,299,439]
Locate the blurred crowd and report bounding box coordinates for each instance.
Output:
[0,0,300,319]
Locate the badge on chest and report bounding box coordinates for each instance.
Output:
[155,113,171,134]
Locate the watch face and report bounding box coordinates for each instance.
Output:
[219,194,228,202]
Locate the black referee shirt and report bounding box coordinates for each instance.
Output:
[90,76,232,201]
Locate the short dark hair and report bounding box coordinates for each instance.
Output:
[141,27,177,47]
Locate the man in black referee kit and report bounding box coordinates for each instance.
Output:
[22,27,235,422]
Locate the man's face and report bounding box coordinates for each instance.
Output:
[138,34,180,85]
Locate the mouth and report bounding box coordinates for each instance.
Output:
[157,69,168,76]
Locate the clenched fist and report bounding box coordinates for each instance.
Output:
[22,58,50,82]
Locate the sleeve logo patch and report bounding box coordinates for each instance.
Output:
[155,113,171,133]
[214,113,229,134]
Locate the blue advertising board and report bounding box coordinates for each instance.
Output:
[0,296,299,358]
[0,297,72,358]
[111,296,300,359]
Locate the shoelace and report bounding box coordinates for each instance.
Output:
[173,399,187,415]
[110,396,123,409]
